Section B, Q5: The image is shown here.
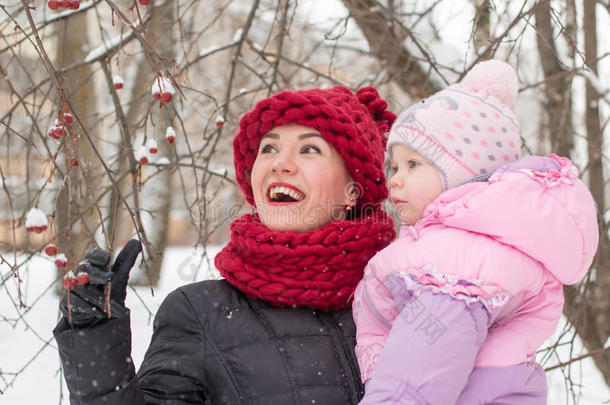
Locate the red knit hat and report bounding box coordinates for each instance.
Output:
[233,86,396,211]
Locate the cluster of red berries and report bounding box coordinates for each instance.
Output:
[113,75,124,90]
[44,244,68,268]
[48,0,79,10]
[48,113,74,140]
[135,146,148,165]
[62,270,90,289]
[44,245,90,287]
[147,139,158,154]
[25,208,48,233]
[134,139,160,165]
[165,127,176,143]
[26,224,47,233]
[152,76,175,104]
[138,0,151,4]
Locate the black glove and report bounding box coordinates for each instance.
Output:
[60,239,142,328]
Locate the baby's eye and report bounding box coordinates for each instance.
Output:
[301,145,321,154]
[260,144,277,154]
[390,165,398,174]
[408,160,419,169]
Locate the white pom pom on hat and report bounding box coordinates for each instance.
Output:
[460,59,519,106]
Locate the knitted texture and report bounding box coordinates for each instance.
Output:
[234,86,396,210]
[387,60,521,190]
[215,212,396,310]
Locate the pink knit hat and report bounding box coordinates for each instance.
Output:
[387,60,521,190]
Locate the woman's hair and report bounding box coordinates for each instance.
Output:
[233,86,396,214]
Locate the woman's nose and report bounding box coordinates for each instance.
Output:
[271,155,296,174]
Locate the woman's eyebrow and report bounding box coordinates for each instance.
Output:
[262,132,322,141]
[261,133,279,140]
[297,133,323,140]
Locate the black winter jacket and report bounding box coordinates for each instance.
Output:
[54,279,364,404]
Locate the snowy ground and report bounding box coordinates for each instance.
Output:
[1,247,609,404]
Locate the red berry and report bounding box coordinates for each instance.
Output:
[48,0,60,9]
[45,244,58,256]
[149,147,158,154]
[69,158,79,167]
[76,273,90,285]
[160,92,173,103]
[56,259,67,268]
[54,126,64,137]
[48,128,59,140]
[34,225,47,234]
[26,226,34,232]
[139,156,149,165]
[63,277,77,289]
[70,0,80,9]
[153,92,161,100]
[114,82,124,90]
[60,0,70,8]
[166,136,175,143]
[139,0,151,5]
[216,121,224,127]
[63,113,74,124]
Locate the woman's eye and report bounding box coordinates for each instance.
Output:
[390,165,398,174]
[301,145,321,154]
[260,144,277,153]
[408,160,419,169]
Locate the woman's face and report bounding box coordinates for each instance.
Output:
[250,124,355,233]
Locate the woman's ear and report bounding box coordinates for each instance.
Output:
[344,181,360,208]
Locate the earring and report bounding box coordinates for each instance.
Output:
[346,205,352,212]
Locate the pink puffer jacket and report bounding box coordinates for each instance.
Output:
[354,155,599,383]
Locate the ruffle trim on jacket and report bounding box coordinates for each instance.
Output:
[355,342,383,383]
[395,264,510,313]
[491,154,579,188]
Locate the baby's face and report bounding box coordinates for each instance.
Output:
[389,144,444,225]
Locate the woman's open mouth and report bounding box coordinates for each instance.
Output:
[267,182,305,204]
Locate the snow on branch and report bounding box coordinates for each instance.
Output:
[578,69,610,107]
[84,31,135,63]
[83,16,150,63]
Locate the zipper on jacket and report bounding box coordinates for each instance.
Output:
[320,312,364,403]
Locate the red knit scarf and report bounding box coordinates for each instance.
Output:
[215,212,395,310]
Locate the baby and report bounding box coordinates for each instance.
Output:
[353,60,599,404]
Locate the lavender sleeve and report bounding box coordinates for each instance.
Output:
[359,279,494,405]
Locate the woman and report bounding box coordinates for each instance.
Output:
[53,86,396,404]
